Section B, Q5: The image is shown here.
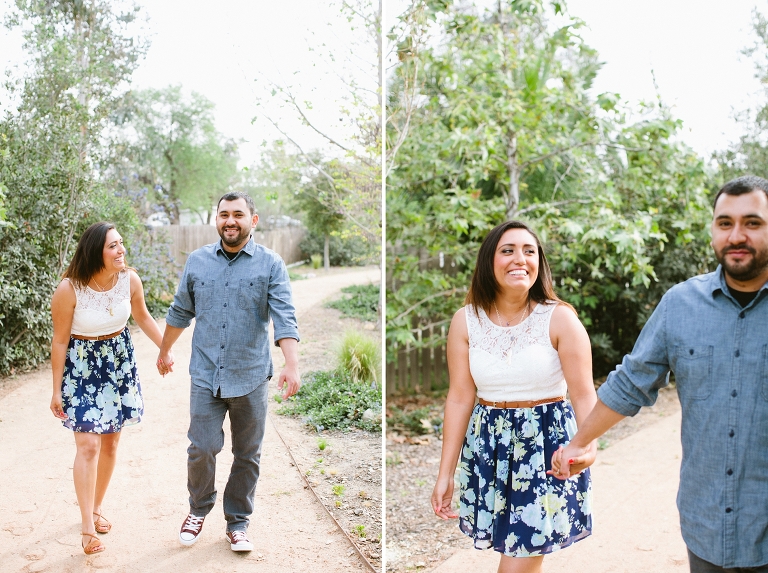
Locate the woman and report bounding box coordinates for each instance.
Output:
[431,221,597,573]
[50,222,169,555]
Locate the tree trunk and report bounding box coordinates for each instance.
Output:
[506,132,519,219]
[324,234,330,271]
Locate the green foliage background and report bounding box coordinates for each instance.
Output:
[386,0,720,378]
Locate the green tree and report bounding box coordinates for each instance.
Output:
[108,86,240,224]
[714,9,768,182]
[0,0,148,373]
[386,0,717,376]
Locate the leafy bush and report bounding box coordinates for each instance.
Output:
[336,330,380,384]
[327,284,380,322]
[387,405,443,436]
[277,369,382,432]
[300,230,375,266]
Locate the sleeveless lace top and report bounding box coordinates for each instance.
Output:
[67,270,131,336]
[465,302,567,401]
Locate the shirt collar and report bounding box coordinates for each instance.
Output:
[710,264,768,297]
[215,235,255,257]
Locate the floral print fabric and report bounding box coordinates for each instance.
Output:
[458,401,592,556]
[61,329,143,433]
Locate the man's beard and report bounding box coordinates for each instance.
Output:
[218,225,250,247]
[716,243,768,282]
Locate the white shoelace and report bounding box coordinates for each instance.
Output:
[182,515,204,532]
[229,531,248,543]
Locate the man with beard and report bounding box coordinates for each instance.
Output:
[549,175,768,572]
[157,191,299,552]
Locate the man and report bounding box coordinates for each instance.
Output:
[553,175,768,572]
[157,191,300,552]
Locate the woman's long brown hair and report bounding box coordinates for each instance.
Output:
[465,220,570,316]
[62,222,117,289]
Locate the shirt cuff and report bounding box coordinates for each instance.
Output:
[597,381,644,418]
[273,330,300,347]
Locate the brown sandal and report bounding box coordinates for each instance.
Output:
[82,532,105,555]
[93,512,112,534]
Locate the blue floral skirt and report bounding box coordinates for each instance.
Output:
[61,329,143,434]
[458,401,592,557]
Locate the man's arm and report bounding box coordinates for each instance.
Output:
[276,337,300,399]
[157,324,185,374]
[550,399,627,478]
[552,292,673,478]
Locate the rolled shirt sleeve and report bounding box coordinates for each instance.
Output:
[597,293,672,417]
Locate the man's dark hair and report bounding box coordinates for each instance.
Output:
[63,222,116,288]
[713,175,768,208]
[217,191,256,215]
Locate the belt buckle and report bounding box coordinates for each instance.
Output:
[491,401,499,408]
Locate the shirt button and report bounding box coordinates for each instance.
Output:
[729,429,735,437]
[223,324,226,328]
[224,303,227,307]
[731,390,737,397]
[725,507,733,513]
[219,365,224,369]
[726,469,733,476]
[220,344,225,349]
[739,311,745,319]
[225,282,229,286]
[734,349,740,357]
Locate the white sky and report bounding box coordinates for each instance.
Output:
[2,1,766,166]
[386,0,768,159]
[0,0,377,167]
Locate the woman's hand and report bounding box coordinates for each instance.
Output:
[431,477,459,520]
[50,392,68,420]
[548,442,597,479]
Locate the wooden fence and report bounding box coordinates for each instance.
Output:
[151,225,307,267]
[386,324,450,396]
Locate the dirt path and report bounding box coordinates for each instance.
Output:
[386,388,688,572]
[0,266,381,573]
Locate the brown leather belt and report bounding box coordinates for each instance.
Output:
[71,328,125,341]
[478,396,565,409]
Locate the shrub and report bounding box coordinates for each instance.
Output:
[387,405,444,436]
[336,330,380,384]
[300,230,376,267]
[326,284,379,322]
[277,369,381,432]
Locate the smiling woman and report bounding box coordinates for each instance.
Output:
[430,220,598,573]
[49,222,167,555]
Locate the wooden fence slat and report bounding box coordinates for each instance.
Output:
[387,323,452,395]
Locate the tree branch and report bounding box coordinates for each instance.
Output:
[391,286,468,324]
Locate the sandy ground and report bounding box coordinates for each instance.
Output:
[0,266,381,573]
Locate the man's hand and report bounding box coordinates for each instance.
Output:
[277,365,300,399]
[548,441,597,480]
[156,349,175,377]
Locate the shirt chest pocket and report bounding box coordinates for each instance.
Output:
[238,278,267,318]
[673,345,713,400]
[194,280,214,310]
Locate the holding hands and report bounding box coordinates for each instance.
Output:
[548,441,597,480]
[156,350,175,377]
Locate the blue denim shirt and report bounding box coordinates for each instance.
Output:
[598,266,768,568]
[165,237,300,398]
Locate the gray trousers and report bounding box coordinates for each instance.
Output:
[689,550,768,573]
[187,381,268,532]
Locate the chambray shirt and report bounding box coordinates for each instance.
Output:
[598,266,768,568]
[165,237,299,398]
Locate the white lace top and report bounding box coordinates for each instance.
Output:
[465,302,567,402]
[67,270,131,336]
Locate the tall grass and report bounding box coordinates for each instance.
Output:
[336,330,380,385]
